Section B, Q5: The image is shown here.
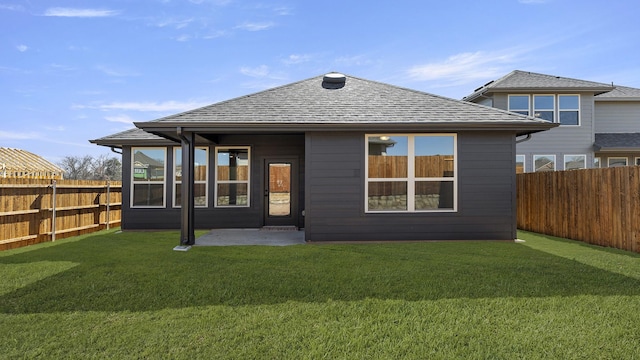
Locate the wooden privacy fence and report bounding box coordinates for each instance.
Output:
[0,179,122,251]
[517,167,640,253]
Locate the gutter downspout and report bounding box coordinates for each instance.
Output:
[516,134,532,143]
[176,127,195,247]
[110,147,123,155]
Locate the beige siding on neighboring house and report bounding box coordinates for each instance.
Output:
[594,101,640,133]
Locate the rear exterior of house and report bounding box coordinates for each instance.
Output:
[464,70,640,172]
[92,73,554,242]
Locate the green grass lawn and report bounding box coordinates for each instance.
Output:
[1,229,639,359]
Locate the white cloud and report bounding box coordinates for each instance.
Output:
[96,65,140,77]
[174,34,191,42]
[406,49,526,85]
[334,54,373,67]
[155,18,194,29]
[0,130,40,140]
[240,65,270,78]
[105,114,137,124]
[75,100,209,112]
[16,44,28,52]
[283,54,312,65]
[235,21,275,31]
[44,8,119,17]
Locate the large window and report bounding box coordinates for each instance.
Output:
[215,147,250,207]
[132,148,166,207]
[174,147,208,207]
[533,95,555,122]
[366,134,456,212]
[508,95,530,116]
[534,155,555,172]
[564,155,586,170]
[509,94,580,126]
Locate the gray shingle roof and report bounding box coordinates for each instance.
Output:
[595,85,640,100]
[594,133,640,151]
[92,73,557,147]
[138,73,552,126]
[89,127,172,146]
[464,70,615,101]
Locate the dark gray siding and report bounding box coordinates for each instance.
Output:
[304,131,517,241]
[121,134,305,230]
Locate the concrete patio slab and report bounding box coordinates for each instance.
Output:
[195,228,306,246]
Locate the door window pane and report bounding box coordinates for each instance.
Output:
[268,163,291,217]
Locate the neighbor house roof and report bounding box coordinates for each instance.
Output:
[464,70,615,102]
[92,73,556,146]
[90,127,173,147]
[595,85,640,101]
[593,133,640,152]
[0,147,64,179]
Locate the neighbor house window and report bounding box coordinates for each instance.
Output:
[508,95,530,116]
[534,155,555,172]
[636,157,640,166]
[594,157,601,168]
[131,148,166,207]
[564,155,586,170]
[558,95,580,125]
[366,134,456,212]
[516,155,525,173]
[533,95,555,122]
[608,157,627,167]
[174,147,208,207]
[215,147,250,207]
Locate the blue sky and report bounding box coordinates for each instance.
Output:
[1,0,639,164]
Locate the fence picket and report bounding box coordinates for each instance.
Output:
[517,167,640,253]
[0,178,122,250]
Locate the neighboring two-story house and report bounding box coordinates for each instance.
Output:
[463,70,640,172]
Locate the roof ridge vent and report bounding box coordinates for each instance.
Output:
[322,72,346,89]
[323,72,346,83]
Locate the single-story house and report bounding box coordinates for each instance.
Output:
[91,73,555,244]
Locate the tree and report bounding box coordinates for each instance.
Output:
[57,154,122,180]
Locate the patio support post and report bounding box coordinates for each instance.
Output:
[178,127,195,245]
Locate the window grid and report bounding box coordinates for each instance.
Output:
[131,147,167,208]
[365,134,457,213]
[214,146,251,208]
[173,147,209,208]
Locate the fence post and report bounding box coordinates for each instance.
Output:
[51,180,57,242]
[106,181,110,230]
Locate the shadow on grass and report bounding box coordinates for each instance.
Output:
[1,230,639,314]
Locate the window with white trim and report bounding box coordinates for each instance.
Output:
[564,155,586,170]
[558,95,580,125]
[534,155,556,172]
[533,95,555,122]
[594,157,601,168]
[608,157,627,167]
[215,147,250,207]
[508,95,530,116]
[174,147,208,207]
[508,94,580,126]
[365,134,456,212]
[516,155,525,174]
[131,147,166,207]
